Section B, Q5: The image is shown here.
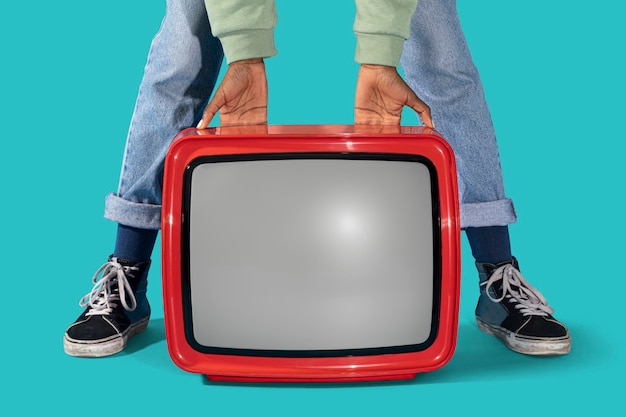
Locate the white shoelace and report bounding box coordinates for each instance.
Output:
[480,264,554,317]
[79,259,138,316]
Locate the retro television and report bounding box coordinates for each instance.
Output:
[161,125,460,383]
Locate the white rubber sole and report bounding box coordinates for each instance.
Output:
[63,317,150,358]
[476,317,571,356]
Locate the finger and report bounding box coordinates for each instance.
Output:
[197,91,225,129]
[406,94,434,129]
[417,106,434,129]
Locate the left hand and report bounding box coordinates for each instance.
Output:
[354,64,433,127]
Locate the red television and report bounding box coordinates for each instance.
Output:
[161,125,460,382]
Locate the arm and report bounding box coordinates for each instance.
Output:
[198,0,432,128]
[353,0,418,67]
[197,0,276,128]
[203,0,277,64]
[353,0,433,127]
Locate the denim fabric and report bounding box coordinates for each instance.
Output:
[401,0,517,228]
[106,0,516,230]
[104,0,223,229]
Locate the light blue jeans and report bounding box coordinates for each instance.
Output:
[104,0,223,229]
[401,0,516,228]
[104,0,516,230]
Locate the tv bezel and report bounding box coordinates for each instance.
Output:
[162,125,460,382]
[182,152,441,357]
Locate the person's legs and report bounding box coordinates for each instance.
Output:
[64,0,224,357]
[401,0,569,354]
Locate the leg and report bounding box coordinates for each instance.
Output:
[400,0,515,229]
[401,0,513,265]
[401,0,569,355]
[64,0,224,357]
[105,0,224,230]
[108,0,224,271]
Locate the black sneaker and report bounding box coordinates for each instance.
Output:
[63,256,151,357]
[475,258,571,355]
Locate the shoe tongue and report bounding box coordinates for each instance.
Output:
[477,258,520,281]
[108,255,135,266]
[108,255,151,268]
[498,257,519,269]
[107,257,151,292]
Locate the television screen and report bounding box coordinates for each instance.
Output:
[162,125,460,382]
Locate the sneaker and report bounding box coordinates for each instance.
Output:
[63,256,151,357]
[475,258,571,355]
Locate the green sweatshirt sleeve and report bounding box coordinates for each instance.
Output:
[353,0,419,67]
[204,1,417,67]
[204,0,278,64]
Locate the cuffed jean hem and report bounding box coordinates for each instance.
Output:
[104,193,162,230]
[460,198,517,229]
[104,192,516,231]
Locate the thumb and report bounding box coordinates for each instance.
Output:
[406,93,434,129]
[197,91,225,129]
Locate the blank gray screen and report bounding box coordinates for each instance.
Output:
[188,157,434,351]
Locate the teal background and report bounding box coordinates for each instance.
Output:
[2,1,624,415]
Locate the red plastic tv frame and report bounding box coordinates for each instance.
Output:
[161,125,460,383]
